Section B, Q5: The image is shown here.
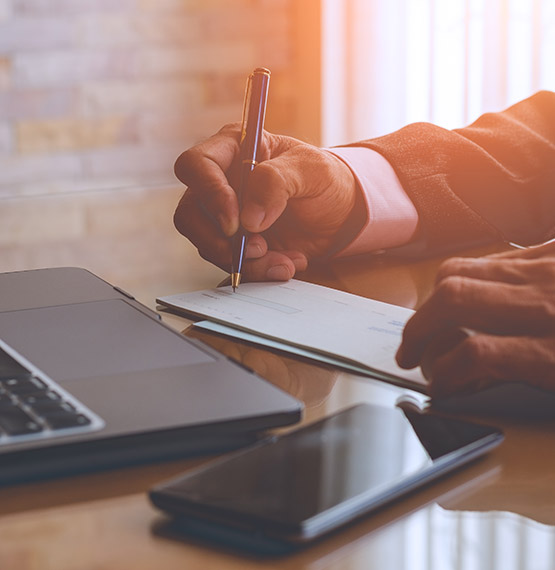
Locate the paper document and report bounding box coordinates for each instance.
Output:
[192,320,395,378]
[157,280,428,393]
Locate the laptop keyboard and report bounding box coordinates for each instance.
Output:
[0,339,104,445]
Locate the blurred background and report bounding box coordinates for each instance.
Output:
[1,0,554,305]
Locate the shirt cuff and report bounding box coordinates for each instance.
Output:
[326,146,419,256]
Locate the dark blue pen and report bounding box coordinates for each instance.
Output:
[230,67,271,291]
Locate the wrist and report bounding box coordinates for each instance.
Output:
[326,146,419,256]
[323,149,368,257]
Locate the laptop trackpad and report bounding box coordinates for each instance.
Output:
[0,299,214,381]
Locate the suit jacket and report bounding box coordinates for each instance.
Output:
[355,91,555,251]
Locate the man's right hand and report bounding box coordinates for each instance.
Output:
[173,123,360,282]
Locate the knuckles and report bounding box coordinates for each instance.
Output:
[425,333,491,392]
[530,258,555,283]
[174,148,199,183]
[434,257,467,282]
[455,334,489,375]
[532,298,555,330]
[174,123,242,184]
[252,161,287,194]
[217,121,242,136]
[433,275,467,310]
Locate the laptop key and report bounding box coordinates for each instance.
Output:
[1,376,47,395]
[0,341,103,443]
[0,403,43,436]
[28,400,75,415]
[45,412,91,430]
[20,390,62,406]
[0,392,12,403]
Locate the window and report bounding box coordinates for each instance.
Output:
[322,0,555,146]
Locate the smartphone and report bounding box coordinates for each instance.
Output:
[149,402,503,552]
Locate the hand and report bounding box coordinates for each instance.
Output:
[396,241,555,397]
[173,123,359,282]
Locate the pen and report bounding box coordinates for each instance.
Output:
[230,67,271,291]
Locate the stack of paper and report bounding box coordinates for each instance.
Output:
[157,279,428,394]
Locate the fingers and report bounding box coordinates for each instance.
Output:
[173,190,268,269]
[174,123,240,189]
[241,145,356,234]
[398,245,555,399]
[241,159,290,233]
[173,125,356,279]
[173,190,230,270]
[240,250,308,283]
[174,124,242,237]
[436,239,555,286]
[422,333,555,397]
[174,127,306,237]
[174,187,307,280]
[396,276,553,369]
[435,256,550,285]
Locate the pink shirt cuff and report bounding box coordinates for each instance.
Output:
[326,147,419,256]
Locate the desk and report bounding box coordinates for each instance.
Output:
[2,246,555,570]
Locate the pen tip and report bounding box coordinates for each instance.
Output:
[231,273,241,291]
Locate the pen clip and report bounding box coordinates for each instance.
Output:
[240,72,253,146]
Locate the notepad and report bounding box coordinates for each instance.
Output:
[157,280,428,393]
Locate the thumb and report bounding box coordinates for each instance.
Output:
[240,145,341,233]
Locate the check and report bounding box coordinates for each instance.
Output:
[157,279,428,393]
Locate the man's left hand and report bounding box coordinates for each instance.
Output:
[396,241,555,397]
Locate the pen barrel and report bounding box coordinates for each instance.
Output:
[231,67,270,286]
[240,69,270,164]
[231,160,254,276]
[231,232,247,277]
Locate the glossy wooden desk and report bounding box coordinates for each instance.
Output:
[2,247,555,570]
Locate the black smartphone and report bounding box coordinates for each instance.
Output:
[149,402,503,552]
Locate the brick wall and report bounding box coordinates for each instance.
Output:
[0,0,298,198]
[0,0,308,298]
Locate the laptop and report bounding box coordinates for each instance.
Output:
[0,267,302,485]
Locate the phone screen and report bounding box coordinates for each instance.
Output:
[150,403,502,543]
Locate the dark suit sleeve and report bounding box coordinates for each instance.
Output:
[353,90,555,251]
